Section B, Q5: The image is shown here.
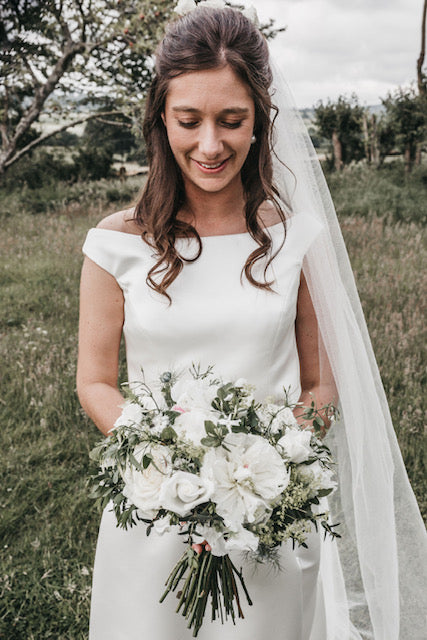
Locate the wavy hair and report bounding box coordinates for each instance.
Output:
[134,7,289,301]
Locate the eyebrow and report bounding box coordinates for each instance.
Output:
[171,106,250,115]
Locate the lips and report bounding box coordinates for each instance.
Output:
[192,157,231,173]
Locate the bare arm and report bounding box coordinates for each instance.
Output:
[295,270,337,433]
[76,256,125,436]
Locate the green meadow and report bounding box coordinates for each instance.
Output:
[0,164,425,638]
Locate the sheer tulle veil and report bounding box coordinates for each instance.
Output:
[268,57,427,639]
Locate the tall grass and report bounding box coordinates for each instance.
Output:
[0,168,425,638]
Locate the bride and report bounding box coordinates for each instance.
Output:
[77,3,427,639]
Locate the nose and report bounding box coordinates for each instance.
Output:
[198,123,224,159]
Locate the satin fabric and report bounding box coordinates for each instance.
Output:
[83,212,329,640]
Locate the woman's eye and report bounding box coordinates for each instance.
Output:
[178,121,198,128]
[222,121,242,129]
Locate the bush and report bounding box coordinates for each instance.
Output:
[73,146,114,181]
[325,160,427,224]
[1,150,78,191]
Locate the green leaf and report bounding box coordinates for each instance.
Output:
[160,426,177,441]
[142,454,152,469]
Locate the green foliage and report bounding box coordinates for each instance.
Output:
[0,0,177,173]
[325,160,427,224]
[80,107,136,157]
[73,145,114,181]
[0,172,142,217]
[381,86,427,169]
[314,95,365,168]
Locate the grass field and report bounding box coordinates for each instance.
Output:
[0,167,426,638]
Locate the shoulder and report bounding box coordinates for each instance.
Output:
[96,208,141,235]
[257,201,283,228]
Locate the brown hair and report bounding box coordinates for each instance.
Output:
[134,6,288,301]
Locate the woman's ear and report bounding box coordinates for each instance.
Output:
[161,112,166,126]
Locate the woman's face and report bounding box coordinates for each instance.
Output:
[162,65,255,196]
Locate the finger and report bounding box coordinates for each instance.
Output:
[191,543,203,555]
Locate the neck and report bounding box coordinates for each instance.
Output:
[180,176,247,235]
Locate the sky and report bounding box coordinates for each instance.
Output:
[241,0,425,108]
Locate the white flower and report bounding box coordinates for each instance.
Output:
[198,0,226,9]
[277,428,313,463]
[298,461,337,496]
[257,404,298,434]
[173,408,216,445]
[241,5,260,27]
[195,523,259,557]
[152,516,172,536]
[201,432,290,529]
[171,377,217,411]
[151,413,170,435]
[174,0,197,15]
[122,444,171,518]
[159,471,214,517]
[280,407,299,428]
[113,400,143,430]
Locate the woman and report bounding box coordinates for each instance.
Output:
[77,4,426,639]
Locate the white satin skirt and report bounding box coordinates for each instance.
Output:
[89,505,328,640]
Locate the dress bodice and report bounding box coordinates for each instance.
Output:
[82,213,322,404]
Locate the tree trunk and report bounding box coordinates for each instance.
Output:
[415,142,423,165]
[417,0,427,96]
[0,39,86,175]
[332,130,343,171]
[362,111,371,162]
[370,114,381,167]
[404,144,412,173]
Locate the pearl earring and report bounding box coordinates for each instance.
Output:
[250,134,256,144]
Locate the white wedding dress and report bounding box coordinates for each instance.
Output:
[83,212,331,640]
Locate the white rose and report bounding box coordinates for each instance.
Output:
[173,408,216,445]
[174,0,197,15]
[113,400,143,429]
[298,461,337,496]
[122,444,171,518]
[159,471,214,517]
[241,5,260,26]
[201,432,290,529]
[277,428,313,463]
[171,377,217,411]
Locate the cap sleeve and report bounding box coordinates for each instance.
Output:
[82,228,149,288]
[281,212,324,263]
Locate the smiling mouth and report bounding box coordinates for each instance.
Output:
[192,157,230,173]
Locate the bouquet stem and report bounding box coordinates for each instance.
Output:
[160,547,252,637]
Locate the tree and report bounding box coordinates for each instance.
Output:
[0,0,176,176]
[381,87,426,173]
[362,110,395,167]
[314,95,364,170]
[0,1,284,177]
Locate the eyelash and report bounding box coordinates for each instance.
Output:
[178,121,243,129]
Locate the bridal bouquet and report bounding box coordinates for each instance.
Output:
[89,365,339,637]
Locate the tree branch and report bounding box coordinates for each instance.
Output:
[93,118,132,128]
[4,39,87,167]
[3,111,122,170]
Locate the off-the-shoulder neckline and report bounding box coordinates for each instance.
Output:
[88,220,286,240]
